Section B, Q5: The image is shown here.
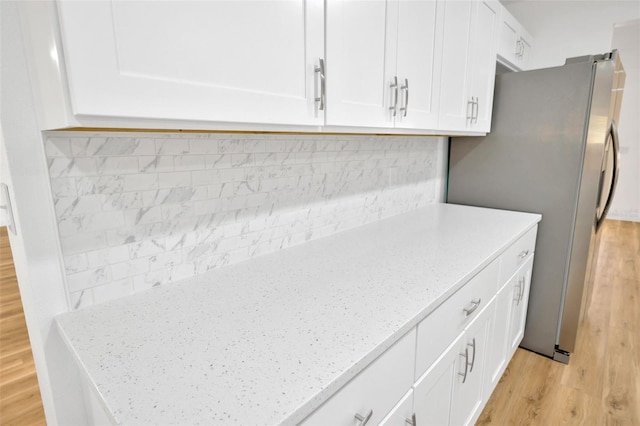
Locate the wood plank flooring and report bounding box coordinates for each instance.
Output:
[0,227,46,425]
[478,220,640,426]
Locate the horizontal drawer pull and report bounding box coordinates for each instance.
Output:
[463,299,482,316]
[518,249,530,259]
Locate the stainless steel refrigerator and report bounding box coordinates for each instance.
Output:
[447,51,625,363]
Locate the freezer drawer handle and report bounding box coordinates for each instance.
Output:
[354,409,373,426]
[518,249,529,260]
[463,299,481,316]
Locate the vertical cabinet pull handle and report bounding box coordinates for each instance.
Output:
[389,76,399,116]
[314,58,326,111]
[519,276,526,303]
[467,338,477,372]
[459,347,470,383]
[467,98,473,122]
[355,409,373,426]
[473,97,479,123]
[405,413,417,426]
[463,298,481,316]
[400,78,409,117]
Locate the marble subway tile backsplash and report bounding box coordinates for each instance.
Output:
[44,132,445,309]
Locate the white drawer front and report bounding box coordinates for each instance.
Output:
[301,328,416,426]
[499,225,537,286]
[415,259,499,379]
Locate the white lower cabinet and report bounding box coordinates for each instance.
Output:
[449,302,492,426]
[507,255,534,358]
[379,389,414,426]
[301,227,537,426]
[413,334,461,426]
[300,328,416,426]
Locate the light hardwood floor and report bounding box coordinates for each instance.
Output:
[478,219,640,425]
[0,227,46,425]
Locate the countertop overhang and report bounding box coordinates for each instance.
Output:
[56,203,541,425]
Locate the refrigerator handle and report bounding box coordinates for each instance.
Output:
[596,120,621,232]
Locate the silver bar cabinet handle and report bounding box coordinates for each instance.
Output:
[463,298,481,316]
[389,76,399,116]
[518,249,530,259]
[355,409,373,426]
[468,338,476,372]
[459,347,469,383]
[519,276,526,303]
[405,413,417,426]
[467,98,474,122]
[473,97,479,123]
[314,58,325,111]
[400,78,409,117]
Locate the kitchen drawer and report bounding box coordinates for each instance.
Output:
[301,328,416,426]
[415,259,499,379]
[498,225,537,286]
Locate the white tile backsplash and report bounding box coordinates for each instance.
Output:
[44,132,446,309]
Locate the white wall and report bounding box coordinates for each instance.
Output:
[609,19,640,221]
[505,1,640,222]
[504,0,640,70]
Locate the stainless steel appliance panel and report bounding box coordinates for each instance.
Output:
[448,61,596,358]
[557,57,615,353]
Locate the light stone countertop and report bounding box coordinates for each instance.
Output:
[56,203,541,425]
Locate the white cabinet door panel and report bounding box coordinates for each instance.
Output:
[508,255,534,358]
[394,0,443,129]
[469,0,499,131]
[483,282,511,401]
[450,301,491,426]
[413,334,463,426]
[378,389,414,426]
[57,0,324,125]
[437,0,473,131]
[325,0,395,127]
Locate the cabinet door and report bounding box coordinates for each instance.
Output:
[508,256,534,357]
[518,35,533,70]
[413,334,464,426]
[394,0,443,129]
[325,0,397,127]
[57,0,324,126]
[437,0,474,131]
[378,389,414,426]
[497,6,519,65]
[450,302,491,426]
[483,280,512,401]
[467,0,499,132]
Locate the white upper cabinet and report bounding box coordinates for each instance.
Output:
[393,0,444,130]
[21,0,500,134]
[325,0,393,128]
[438,0,499,133]
[55,0,325,127]
[325,0,443,130]
[497,5,534,71]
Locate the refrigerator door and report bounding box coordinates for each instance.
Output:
[556,56,616,356]
[448,54,617,359]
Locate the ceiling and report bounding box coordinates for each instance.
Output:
[502,1,640,37]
